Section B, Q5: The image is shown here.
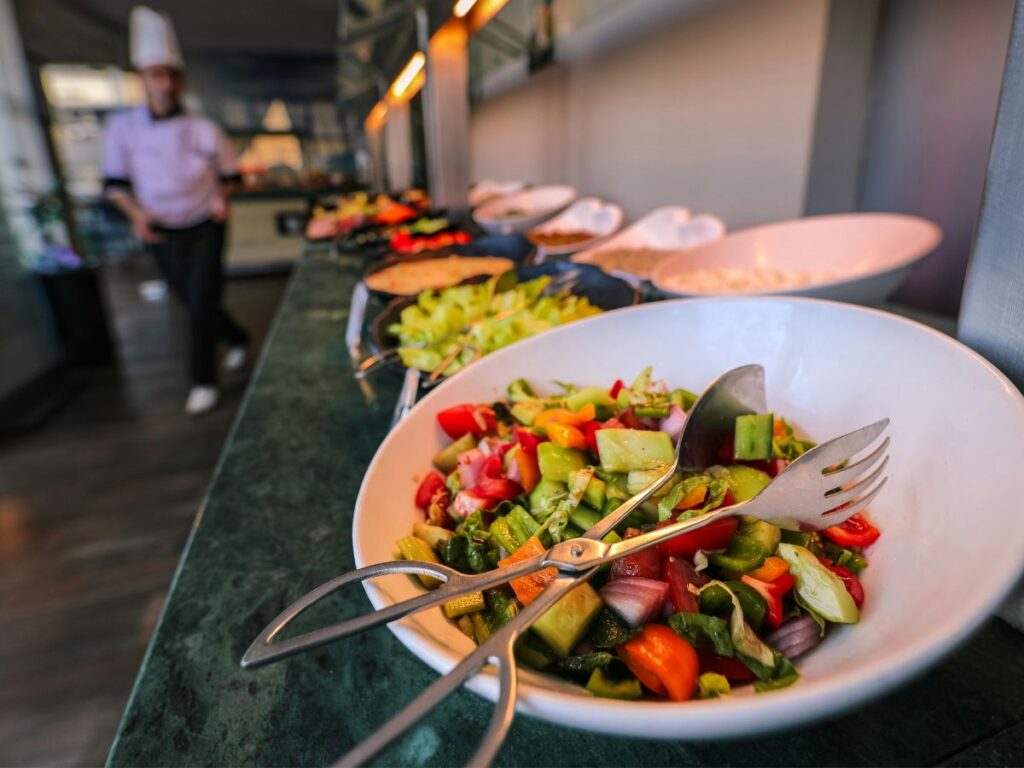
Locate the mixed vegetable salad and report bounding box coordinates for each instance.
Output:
[388,274,603,377]
[401,368,881,701]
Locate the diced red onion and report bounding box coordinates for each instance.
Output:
[659,404,687,444]
[457,448,486,488]
[765,615,823,659]
[505,453,523,484]
[600,577,669,627]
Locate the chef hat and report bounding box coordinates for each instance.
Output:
[130,6,184,70]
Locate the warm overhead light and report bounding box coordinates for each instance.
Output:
[389,52,426,100]
[365,100,388,129]
[453,0,477,17]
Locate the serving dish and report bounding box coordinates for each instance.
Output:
[352,297,1024,739]
[527,197,624,256]
[363,234,535,300]
[572,207,725,280]
[649,213,942,305]
[473,185,577,236]
[469,180,527,208]
[370,261,639,375]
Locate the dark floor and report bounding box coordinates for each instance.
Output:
[0,259,288,767]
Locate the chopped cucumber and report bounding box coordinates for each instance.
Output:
[596,429,675,472]
[626,467,675,496]
[537,442,587,483]
[565,386,617,416]
[506,506,540,545]
[511,401,546,426]
[432,433,477,472]
[529,478,567,517]
[734,413,774,460]
[699,580,768,631]
[725,465,772,502]
[515,633,556,669]
[532,582,603,657]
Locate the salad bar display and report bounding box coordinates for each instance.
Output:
[401,368,879,701]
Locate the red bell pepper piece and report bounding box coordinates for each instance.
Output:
[610,528,660,580]
[436,404,497,440]
[741,572,795,630]
[618,624,699,701]
[609,379,626,399]
[580,420,604,458]
[822,512,881,548]
[414,470,446,510]
[656,516,739,559]
[514,427,543,456]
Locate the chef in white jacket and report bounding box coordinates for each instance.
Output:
[103,6,249,415]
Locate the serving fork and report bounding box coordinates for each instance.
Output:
[241,364,889,766]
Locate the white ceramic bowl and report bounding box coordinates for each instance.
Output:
[468,179,527,208]
[528,197,624,256]
[573,207,726,280]
[650,213,941,305]
[352,298,1024,739]
[473,185,577,235]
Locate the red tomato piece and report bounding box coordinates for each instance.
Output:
[414,471,446,510]
[660,556,705,613]
[822,512,881,548]
[610,528,661,580]
[514,427,543,456]
[698,651,756,681]
[656,517,739,559]
[436,404,497,440]
[827,563,865,608]
[475,476,523,501]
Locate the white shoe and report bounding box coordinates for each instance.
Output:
[223,345,248,372]
[185,385,219,416]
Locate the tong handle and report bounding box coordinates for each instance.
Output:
[241,555,545,669]
[335,572,588,768]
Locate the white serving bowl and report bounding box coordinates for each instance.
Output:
[573,207,726,280]
[468,179,526,208]
[650,213,941,305]
[352,298,1024,739]
[473,185,577,235]
[528,197,624,256]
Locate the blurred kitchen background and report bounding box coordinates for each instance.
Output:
[0,0,1014,764]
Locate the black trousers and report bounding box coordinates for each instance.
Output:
[148,220,249,386]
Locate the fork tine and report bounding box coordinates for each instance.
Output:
[805,418,890,471]
[823,455,889,508]
[821,476,888,525]
[822,436,890,487]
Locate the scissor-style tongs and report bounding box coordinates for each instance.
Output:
[242,365,889,767]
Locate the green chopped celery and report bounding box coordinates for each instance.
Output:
[670,388,698,412]
[507,378,537,402]
[634,404,670,419]
[443,591,486,618]
[586,668,642,700]
[734,413,774,460]
[569,504,601,532]
[489,517,519,554]
[506,505,540,545]
[396,536,442,589]
[596,429,675,472]
[697,672,731,699]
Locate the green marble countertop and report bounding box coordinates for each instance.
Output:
[108,254,1024,767]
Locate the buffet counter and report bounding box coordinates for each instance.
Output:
[106,249,1024,767]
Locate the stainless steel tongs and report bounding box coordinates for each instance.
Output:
[242,365,890,767]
